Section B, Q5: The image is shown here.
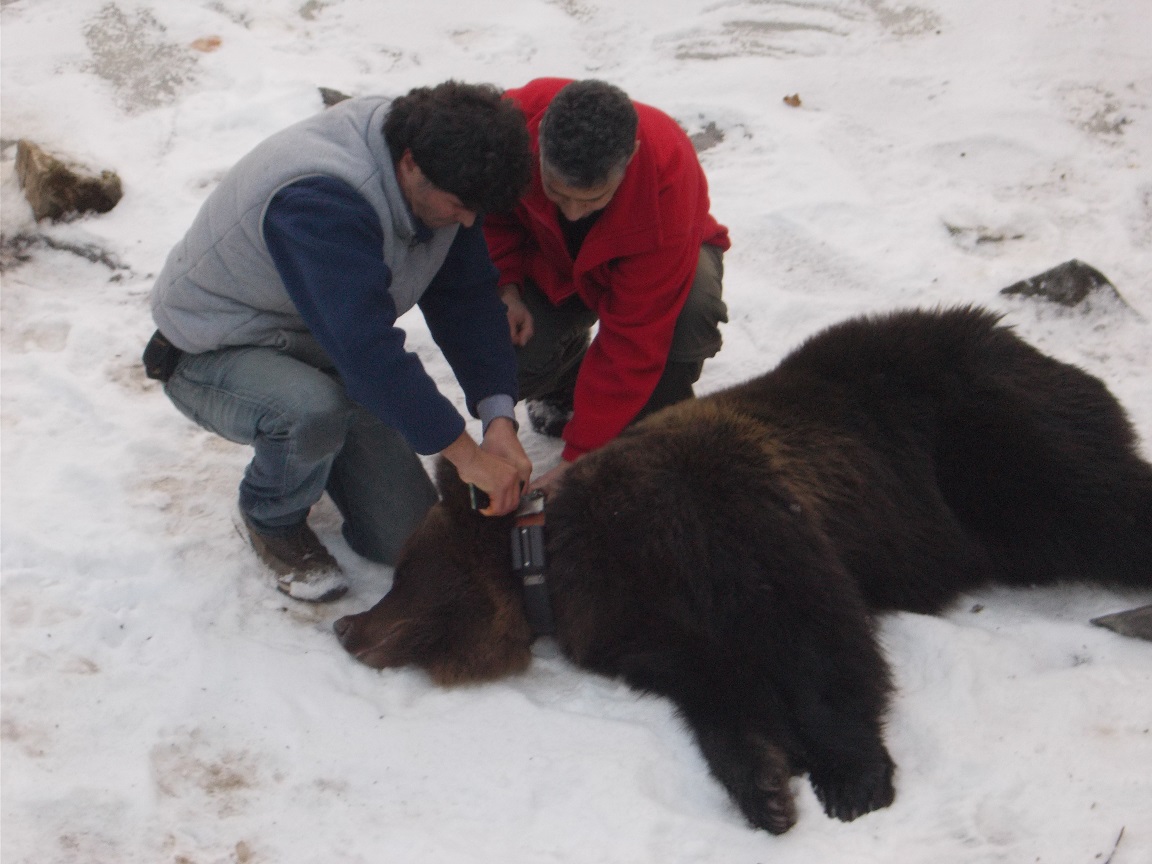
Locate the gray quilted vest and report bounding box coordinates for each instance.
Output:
[150,96,458,356]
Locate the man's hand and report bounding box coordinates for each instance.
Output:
[482,416,533,485]
[441,427,528,517]
[500,284,534,347]
[528,458,573,498]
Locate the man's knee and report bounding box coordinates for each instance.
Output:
[517,330,589,398]
[516,283,596,398]
[670,245,727,363]
[246,369,354,467]
[329,413,438,565]
[279,403,352,462]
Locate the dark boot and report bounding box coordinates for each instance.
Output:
[526,392,575,437]
[524,358,580,438]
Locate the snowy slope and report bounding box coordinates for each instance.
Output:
[2,1,1151,862]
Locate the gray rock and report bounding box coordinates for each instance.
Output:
[319,87,353,107]
[1091,604,1152,642]
[1000,259,1127,308]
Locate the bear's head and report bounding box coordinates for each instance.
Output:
[333,458,535,685]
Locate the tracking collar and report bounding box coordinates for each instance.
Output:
[510,490,555,636]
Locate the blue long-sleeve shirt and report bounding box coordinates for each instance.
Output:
[263,175,517,455]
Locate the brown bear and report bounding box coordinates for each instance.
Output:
[334,306,1152,835]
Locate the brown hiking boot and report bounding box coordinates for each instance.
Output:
[243,517,349,602]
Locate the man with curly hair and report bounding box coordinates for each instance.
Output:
[146,81,533,602]
[485,79,731,492]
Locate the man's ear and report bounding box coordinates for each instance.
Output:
[629,138,640,163]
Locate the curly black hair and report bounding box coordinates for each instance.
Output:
[539,80,638,189]
[383,81,531,214]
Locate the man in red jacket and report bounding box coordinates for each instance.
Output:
[485,78,730,490]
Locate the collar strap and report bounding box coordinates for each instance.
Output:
[510,491,554,636]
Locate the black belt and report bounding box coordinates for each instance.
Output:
[142,329,183,382]
[510,490,554,636]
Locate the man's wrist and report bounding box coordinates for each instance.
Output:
[485,416,520,436]
[478,393,518,435]
[441,430,481,469]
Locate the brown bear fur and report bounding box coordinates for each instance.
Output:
[334,306,1152,834]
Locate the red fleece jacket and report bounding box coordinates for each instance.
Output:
[484,78,730,461]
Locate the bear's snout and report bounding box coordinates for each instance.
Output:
[332,610,389,664]
[332,615,353,640]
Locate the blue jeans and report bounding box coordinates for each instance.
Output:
[164,345,437,565]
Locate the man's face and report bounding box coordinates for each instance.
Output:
[540,159,626,222]
[396,151,477,229]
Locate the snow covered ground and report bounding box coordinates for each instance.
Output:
[2,1,1151,862]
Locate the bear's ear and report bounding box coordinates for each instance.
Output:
[433,456,473,517]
